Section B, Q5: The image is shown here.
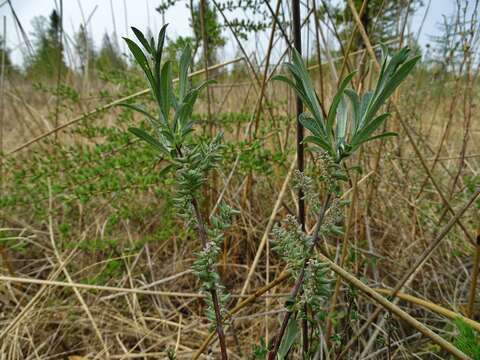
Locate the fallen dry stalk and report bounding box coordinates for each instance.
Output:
[339,185,480,357]
[317,253,471,360]
[374,288,480,332]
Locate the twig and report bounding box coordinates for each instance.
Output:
[373,288,480,332]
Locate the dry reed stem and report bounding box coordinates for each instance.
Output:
[467,234,480,318]
[374,288,480,332]
[338,184,480,356]
[317,253,471,359]
[47,180,110,356]
[237,157,296,299]
[0,250,77,341]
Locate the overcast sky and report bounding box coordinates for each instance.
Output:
[0,0,457,67]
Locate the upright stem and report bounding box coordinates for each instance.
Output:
[292,0,304,231]
[177,147,228,359]
[199,0,215,212]
[467,232,480,318]
[0,16,5,189]
[292,0,308,355]
[191,198,228,360]
[312,0,325,110]
[268,194,333,360]
[0,16,13,277]
[54,0,63,142]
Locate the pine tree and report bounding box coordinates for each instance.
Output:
[96,33,126,73]
[26,10,67,80]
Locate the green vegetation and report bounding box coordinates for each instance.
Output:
[0,1,479,359]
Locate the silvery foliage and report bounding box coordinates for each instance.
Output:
[273,168,339,313]
[272,45,419,315]
[274,46,420,163]
[120,25,234,328]
[192,202,235,328]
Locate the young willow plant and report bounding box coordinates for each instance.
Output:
[267,47,419,359]
[120,25,231,360]
[274,45,420,162]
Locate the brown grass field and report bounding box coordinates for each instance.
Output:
[0,0,479,359]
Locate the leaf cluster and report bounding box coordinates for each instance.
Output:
[122,25,215,161]
[274,46,420,162]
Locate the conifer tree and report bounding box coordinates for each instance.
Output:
[26,10,66,79]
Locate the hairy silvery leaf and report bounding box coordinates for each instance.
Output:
[275,46,419,162]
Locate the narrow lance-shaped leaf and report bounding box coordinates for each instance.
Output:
[118,103,158,124]
[364,55,420,122]
[335,95,349,143]
[123,38,153,83]
[277,318,299,360]
[351,112,390,149]
[178,46,191,102]
[289,50,326,134]
[128,127,170,156]
[155,24,168,89]
[131,27,152,54]
[344,88,360,132]
[327,71,356,133]
[160,61,173,127]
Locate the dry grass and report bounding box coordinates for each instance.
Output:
[0,4,480,359]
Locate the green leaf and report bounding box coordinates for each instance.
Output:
[123,38,155,88]
[131,27,152,54]
[303,135,333,155]
[358,91,374,129]
[118,103,158,124]
[178,46,191,101]
[277,318,299,360]
[352,113,390,148]
[129,127,169,155]
[289,50,325,132]
[155,24,168,86]
[160,61,173,124]
[344,88,360,132]
[272,74,307,102]
[299,113,324,138]
[453,318,480,359]
[363,52,420,123]
[371,56,420,117]
[335,95,349,143]
[326,71,356,135]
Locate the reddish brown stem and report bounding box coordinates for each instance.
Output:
[268,194,332,360]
